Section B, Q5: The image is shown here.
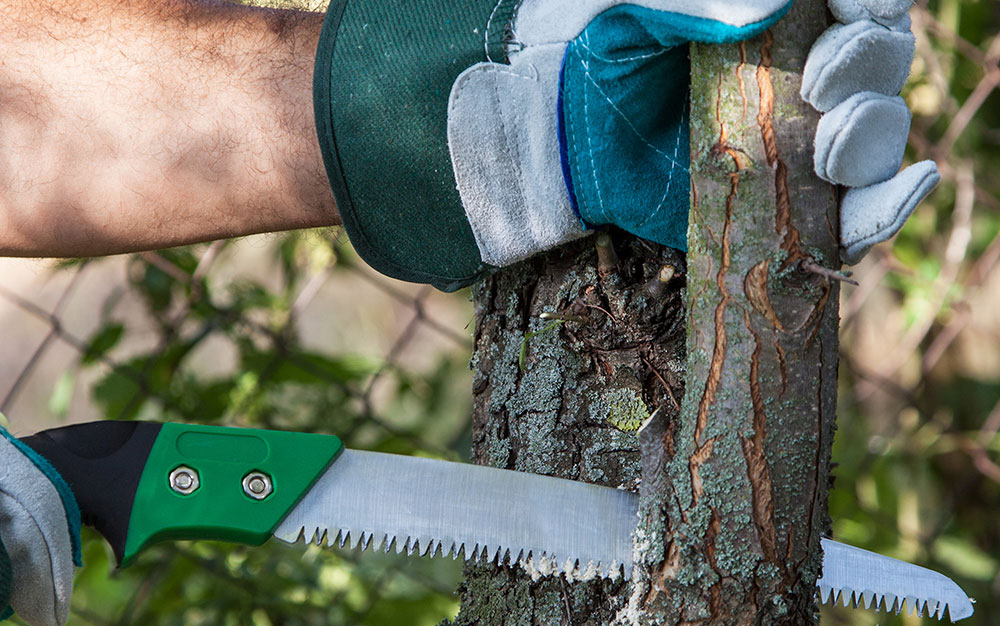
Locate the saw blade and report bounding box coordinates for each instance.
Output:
[273,450,638,578]
[272,449,974,620]
[817,537,974,621]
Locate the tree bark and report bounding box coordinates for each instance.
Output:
[450,1,838,623]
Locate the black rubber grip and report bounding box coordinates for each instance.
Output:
[22,421,163,565]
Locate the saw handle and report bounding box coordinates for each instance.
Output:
[22,421,343,567]
[21,421,163,566]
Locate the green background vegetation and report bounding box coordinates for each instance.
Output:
[1,0,998,623]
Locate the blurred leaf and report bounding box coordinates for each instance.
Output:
[362,593,459,626]
[933,535,998,581]
[228,282,287,313]
[240,348,380,386]
[82,323,125,365]
[130,260,177,313]
[48,371,75,418]
[92,369,144,421]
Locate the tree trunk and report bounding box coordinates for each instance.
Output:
[450,1,838,623]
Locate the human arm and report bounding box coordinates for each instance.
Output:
[0,0,338,258]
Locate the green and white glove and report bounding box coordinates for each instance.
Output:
[803,0,940,263]
[314,0,793,290]
[0,425,81,626]
[313,0,934,290]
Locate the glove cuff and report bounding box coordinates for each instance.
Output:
[312,0,494,292]
[0,424,82,626]
[0,535,12,622]
[0,428,82,567]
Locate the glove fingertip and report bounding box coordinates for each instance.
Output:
[828,0,913,25]
[840,160,940,264]
[814,92,910,187]
[802,20,914,112]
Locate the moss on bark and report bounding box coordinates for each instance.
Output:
[449,1,837,623]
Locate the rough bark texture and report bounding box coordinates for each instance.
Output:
[450,235,687,626]
[644,0,840,621]
[450,1,838,623]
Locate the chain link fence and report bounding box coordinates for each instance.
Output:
[0,232,475,625]
[1,0,998,624]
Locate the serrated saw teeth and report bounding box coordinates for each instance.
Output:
[839,588,852,607]
[929,600,942,619]
[280,524,629,580]
[817,583,833,604]
[883,593,898,614]
[820,586,969,622]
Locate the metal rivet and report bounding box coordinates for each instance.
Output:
[169,466,200,495]
[242,471,273,500]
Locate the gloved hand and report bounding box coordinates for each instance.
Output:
[314,0,793,290]
[803,0,940,263]
[0,425,81,626]
[312,0,932,291]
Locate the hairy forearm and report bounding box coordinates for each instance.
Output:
[0,0,337,257]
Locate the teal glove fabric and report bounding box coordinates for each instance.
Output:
[314,0,932,289]
[314,0,792,290]
[0,425,82,626]
[558,4,791,254]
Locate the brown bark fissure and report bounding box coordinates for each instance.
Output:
[737,42,749,122]
[744,260,784,332]
[455,1,836,623]
[705,508,726,619]
[756,30,803,265]
[741,310,779,567]
[695,183,732,446]
[773,342,788,396]
[694,73,739,449]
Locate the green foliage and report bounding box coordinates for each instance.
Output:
[819,0,1000,622]
[48,372,75,418]
[53,233,472,625]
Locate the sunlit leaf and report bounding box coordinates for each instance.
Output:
[933,535,999,581]
[48,371,75,418]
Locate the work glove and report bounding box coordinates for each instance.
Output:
[0,425,81,626]
[803,0,940,263]
[313,0,934,291]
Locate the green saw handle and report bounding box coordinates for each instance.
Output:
[22,421,343,567]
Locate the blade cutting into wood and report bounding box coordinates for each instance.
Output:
[272,449,974,620]
[817,537,974,622]
[273,450,639,579]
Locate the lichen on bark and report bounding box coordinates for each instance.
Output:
[448,237,687,626]
[636,2,839,621]
[449,1,839,623]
